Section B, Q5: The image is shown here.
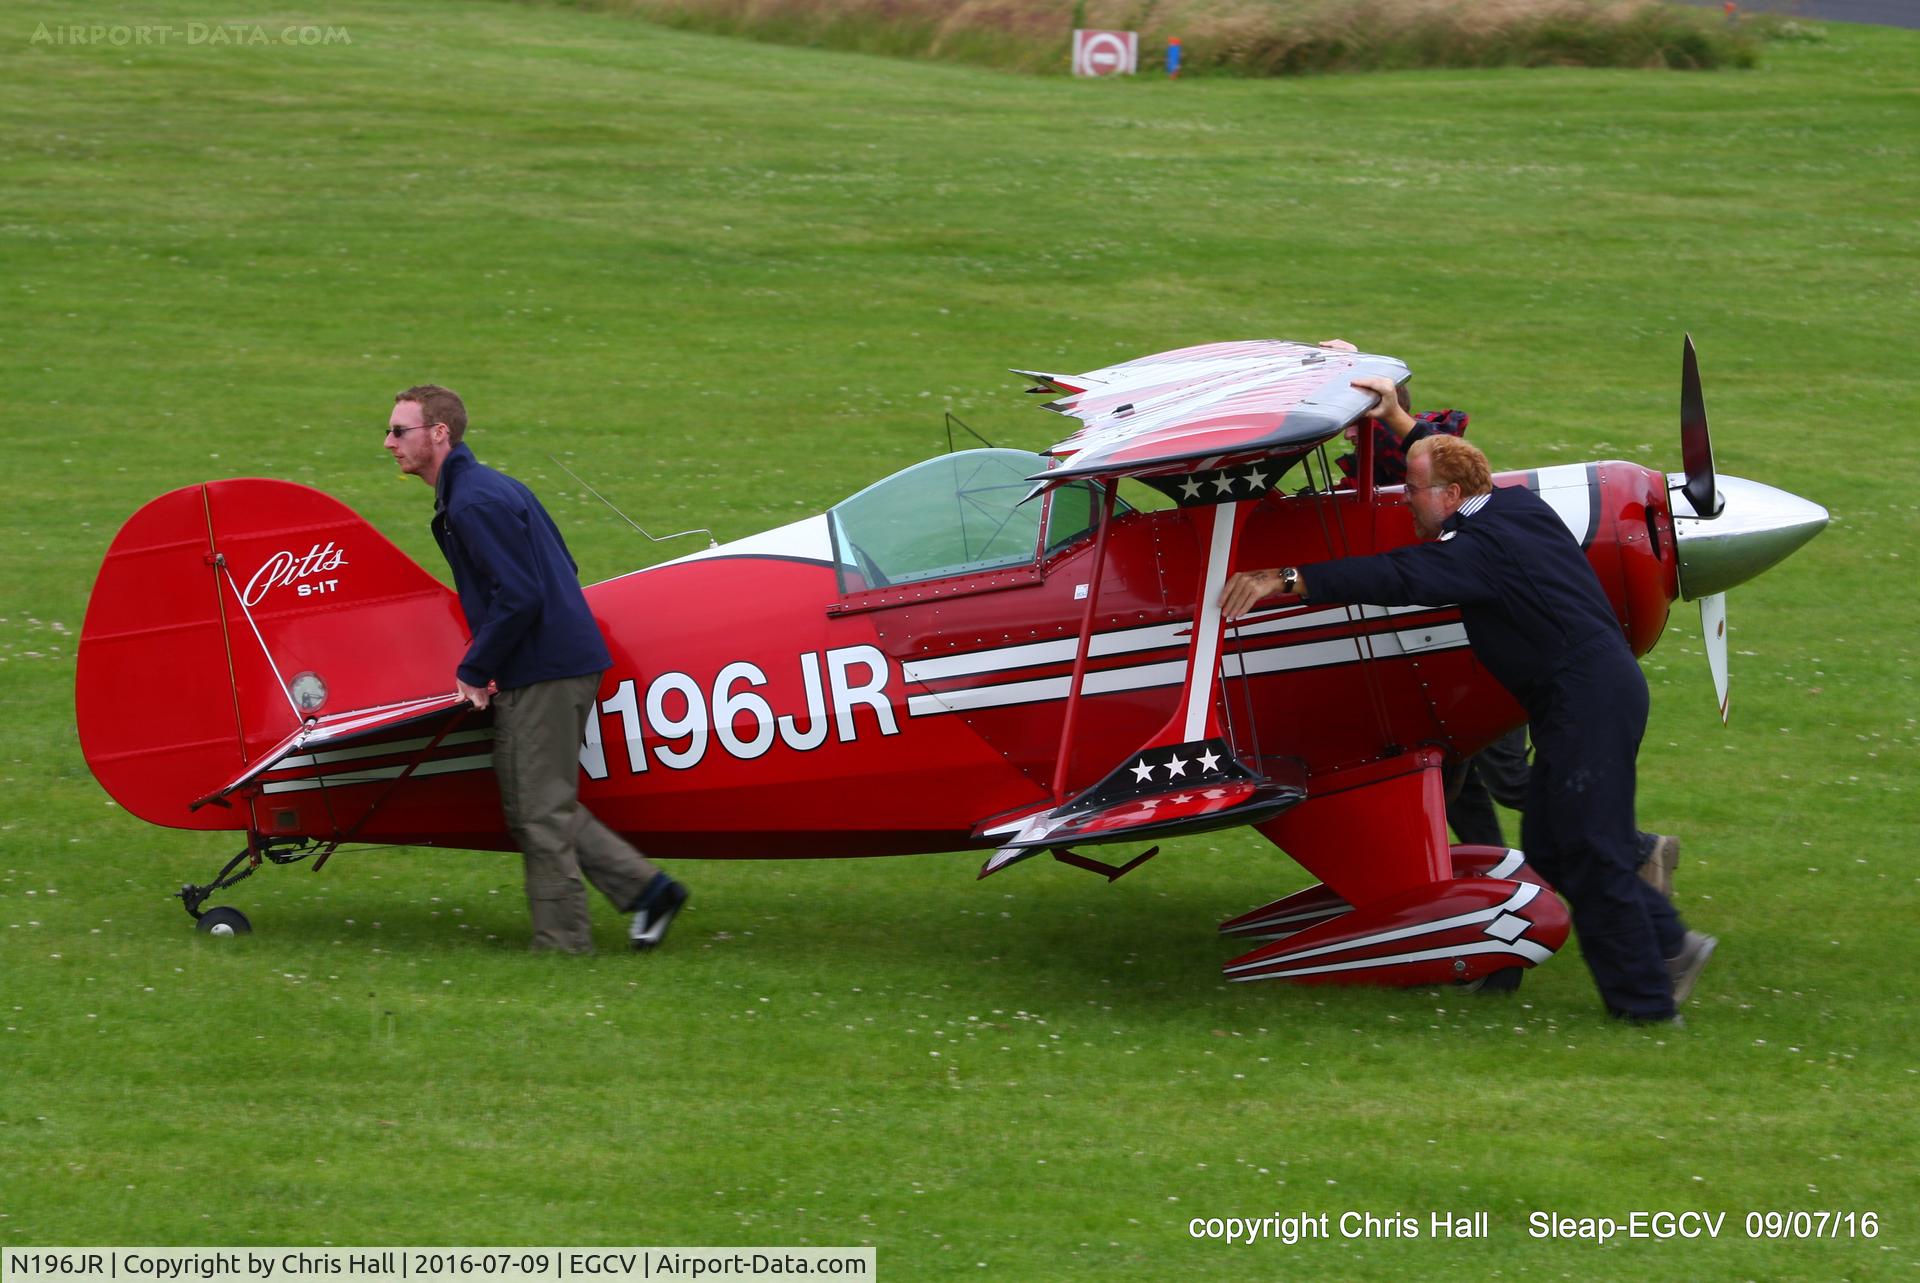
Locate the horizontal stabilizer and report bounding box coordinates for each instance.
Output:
[191,693,476,810]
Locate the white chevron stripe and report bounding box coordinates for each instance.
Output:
[1222,883,1542,973]
[1228,936,1554,981]
[1484,849,1526,879]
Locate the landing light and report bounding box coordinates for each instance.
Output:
[290,671,327,713]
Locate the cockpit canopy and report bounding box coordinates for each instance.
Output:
[828,449,1121,591]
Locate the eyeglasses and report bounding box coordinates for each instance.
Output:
[385,422,441,440]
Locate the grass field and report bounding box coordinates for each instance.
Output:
[3,1,1918,1279]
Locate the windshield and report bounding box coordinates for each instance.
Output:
[829,449,1119,591]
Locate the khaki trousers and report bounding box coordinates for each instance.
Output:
[492,671,660,953]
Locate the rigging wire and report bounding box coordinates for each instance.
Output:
[548,455,717,549]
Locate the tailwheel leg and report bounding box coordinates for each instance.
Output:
[177,833,325,930]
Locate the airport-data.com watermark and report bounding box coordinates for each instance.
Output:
[29,22,352,48]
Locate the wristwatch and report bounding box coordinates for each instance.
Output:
[1279,566,1301,595]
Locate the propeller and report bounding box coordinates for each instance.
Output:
[1681,334,1729,722]
[1700,591,1730,725]
[1666,335,1828,724]
[1680,334,1721,519]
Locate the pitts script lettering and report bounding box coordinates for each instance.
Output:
[243,542,349,606]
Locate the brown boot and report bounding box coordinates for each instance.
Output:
[1638,833,1680,897]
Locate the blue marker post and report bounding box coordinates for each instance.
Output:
[1167,37,1182,78]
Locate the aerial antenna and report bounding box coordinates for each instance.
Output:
[944,411,996,454]
[547,455,718,549]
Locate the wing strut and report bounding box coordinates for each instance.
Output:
[975,494,1305,873]
[1049,484,1119,804]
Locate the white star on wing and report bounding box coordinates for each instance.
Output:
[1211,473,1236,494]
[1243,467,1268,491]
[1131,759,1155,783]
[1179,477,1202,500]
[1165,754,1189,778]
[1197,748,1221,773]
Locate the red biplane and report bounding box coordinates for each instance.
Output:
[76,339,1826,985]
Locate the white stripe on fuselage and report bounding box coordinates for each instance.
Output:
[903,620,1193,683]
[905,617,1467,717]
[1530,464,1595,546]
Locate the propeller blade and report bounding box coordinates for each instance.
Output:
[1700,592,1730,724]
[1680,334,1720,517]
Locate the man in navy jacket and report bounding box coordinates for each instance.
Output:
[387,385,687,954]
[1222,436,1712,1021]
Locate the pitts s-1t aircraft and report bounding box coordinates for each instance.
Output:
[78,339,1827,985]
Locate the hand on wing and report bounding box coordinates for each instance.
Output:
[1318,338,1358,352]
[457,678,492,710]
[1350,375,1414,437]
[1221,569,1287,619]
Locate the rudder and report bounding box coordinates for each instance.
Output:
[77,479,468,831]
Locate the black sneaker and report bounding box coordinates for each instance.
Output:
[629,874,689,952]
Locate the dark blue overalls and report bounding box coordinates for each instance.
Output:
[1307,484,1685,1020]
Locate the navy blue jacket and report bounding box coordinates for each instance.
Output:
[431,443,612,691]
[1304,484,1635,716]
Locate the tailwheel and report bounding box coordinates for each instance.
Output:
[196,906,252,937]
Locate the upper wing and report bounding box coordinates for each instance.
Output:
[1018,340,1409,483]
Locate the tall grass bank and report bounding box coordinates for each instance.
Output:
[566,0,1764,74]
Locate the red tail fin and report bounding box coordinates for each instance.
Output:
[77,480,468,831]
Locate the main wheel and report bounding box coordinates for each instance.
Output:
[1458,966,1523,994]
[196,906,252,936]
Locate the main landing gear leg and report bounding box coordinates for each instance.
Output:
[1219,753,1571,986]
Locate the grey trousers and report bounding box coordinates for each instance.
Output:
[492,671,660,953]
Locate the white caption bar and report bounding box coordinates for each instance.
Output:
[2,1250,874,1283]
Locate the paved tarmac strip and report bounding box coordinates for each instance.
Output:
[1686,0,1920,29]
